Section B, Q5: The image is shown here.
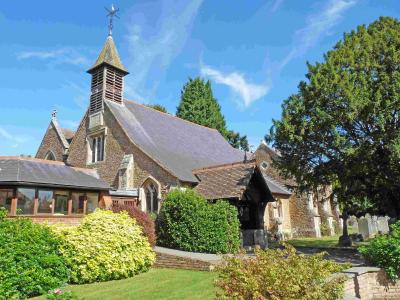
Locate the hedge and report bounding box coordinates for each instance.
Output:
[0,209,69,299]
[156,189,240,253]
[112,203,156,247]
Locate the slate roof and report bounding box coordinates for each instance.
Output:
[262,174,292,196]
[106,99,246,182]
[193,161,256,199]
[0,157,110,190]
[87,36,128,74]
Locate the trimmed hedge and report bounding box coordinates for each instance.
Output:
[359,221,400,280]
[0,209,69,299]
[156,189,240,254]
[112,203,156,247]
[53,209,155,284]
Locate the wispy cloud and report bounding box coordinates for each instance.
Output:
[0,127,30,148]
[280,0,357,69]
[124,0,204,101]
[200,64,270,108]
[270,0,284,12]
[17,48,90,66]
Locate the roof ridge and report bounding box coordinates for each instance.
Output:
[0,156,65,166]
[193,159,255,173]
[123,98,221,133]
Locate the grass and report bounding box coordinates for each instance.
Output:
[286,235,369,248]
[34,268,217,300]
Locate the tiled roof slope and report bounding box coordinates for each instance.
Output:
[106,100,245,182]
[87,36,128,74]
[0,157,110,190]
[193,161,256,199]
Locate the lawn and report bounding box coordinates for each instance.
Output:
[286,235,369,248]
[34,268,217,300]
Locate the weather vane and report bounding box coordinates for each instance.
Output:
[105,4,120,36]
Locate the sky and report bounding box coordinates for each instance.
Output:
[0,0,399,156]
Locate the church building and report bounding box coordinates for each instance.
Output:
[35,30,341,239]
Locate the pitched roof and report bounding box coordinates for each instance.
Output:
[262,173,292,196]
[193,161,257,199]
[0,157,110,190]
[106,99,245,182]
[61,128,75,143]
[51,118,70,149]
[87,36,128,74]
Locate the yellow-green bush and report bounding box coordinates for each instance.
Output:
[215,244,349,300]
[54,209,155,284]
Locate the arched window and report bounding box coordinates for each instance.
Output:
[142,178,160,213]
[45,151,56,161]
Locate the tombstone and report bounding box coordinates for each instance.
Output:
[377,216,390,234]
[358,217,373,239]
[371,215,379,235]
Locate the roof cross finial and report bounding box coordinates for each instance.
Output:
[105,4,120,36]
[51,109,57,120]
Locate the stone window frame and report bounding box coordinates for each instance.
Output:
[86,128,108,165]
[44,150,56,161]
[140,176,162,213]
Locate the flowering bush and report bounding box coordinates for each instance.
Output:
[156,189,240,254]
[359,221,400,280]
[54,209,155,284]
[112,203,156,247]
[46,289,82,300]
[0,217,69,299]
[215,244,349,300]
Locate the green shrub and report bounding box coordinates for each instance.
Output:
[0,217,69,299]
[359,221,400,280]
[156,189,240,254]
[215,244,349,300]
[54,209,155,284]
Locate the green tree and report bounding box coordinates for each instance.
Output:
[177,77,249,150]
[146,104,168,113]
[267,17,400,245]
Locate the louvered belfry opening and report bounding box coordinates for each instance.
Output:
[90,68,104,114]
[105,67,123,104]
[87,36,129,114]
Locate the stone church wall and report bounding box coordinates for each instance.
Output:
[36,124,65,161]
[67,106,179,196]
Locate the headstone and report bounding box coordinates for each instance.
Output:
[371,215,378,235]
[358,217,373,239]
[377,216,390,234]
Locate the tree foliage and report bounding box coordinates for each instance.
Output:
[146,104,168,113]
[176,77,249,150]
[268,17,400,216]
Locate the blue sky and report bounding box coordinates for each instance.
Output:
[0,0,399,156]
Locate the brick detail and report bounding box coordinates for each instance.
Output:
[342,267,400,299]
[154,252,213,272]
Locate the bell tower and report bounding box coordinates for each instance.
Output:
[87,5,129,115]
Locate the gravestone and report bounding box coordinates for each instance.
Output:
[358,216,373,239]
[371,215,379,236]
[377,216,390,234]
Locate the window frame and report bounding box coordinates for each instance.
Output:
[37,189,54,214]
[89,134,105,164]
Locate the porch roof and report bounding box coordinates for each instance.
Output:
[0,157,110,191]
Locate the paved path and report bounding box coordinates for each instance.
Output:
[155,246,365,266]
[155,246,223,263]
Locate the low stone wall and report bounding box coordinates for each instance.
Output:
[342,267,400,299]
